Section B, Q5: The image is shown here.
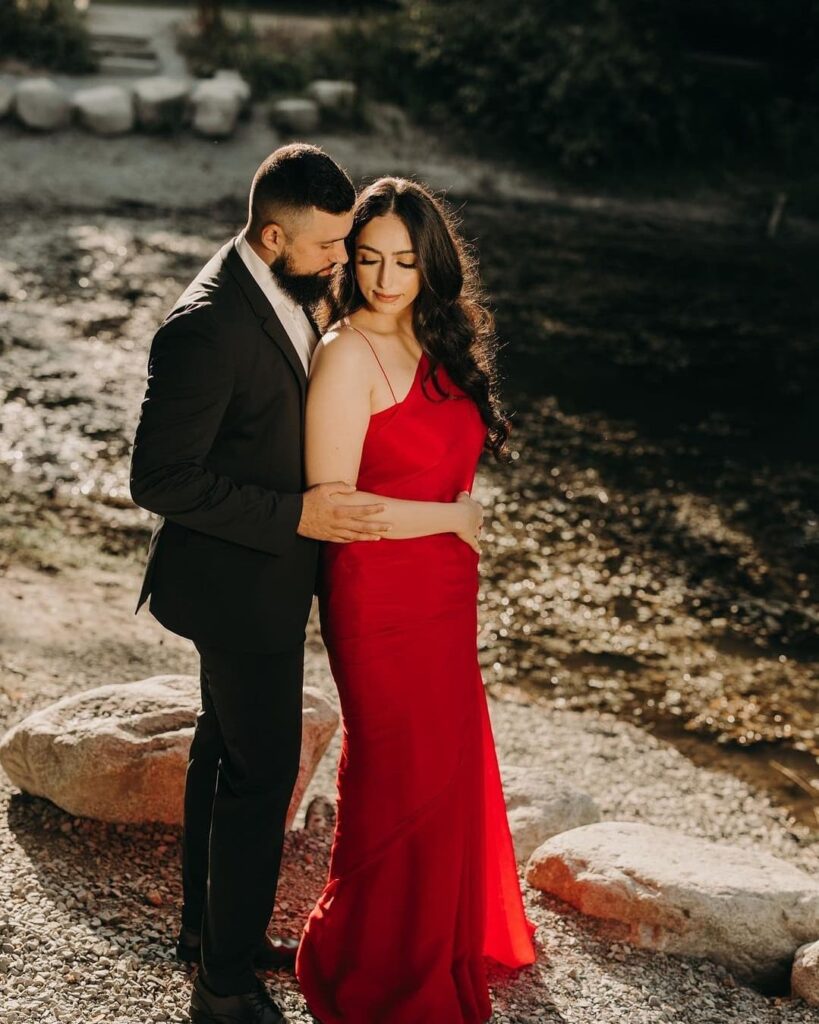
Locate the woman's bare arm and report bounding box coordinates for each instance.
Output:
[304,329,482,548]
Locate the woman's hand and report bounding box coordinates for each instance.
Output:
[455,490,483,554]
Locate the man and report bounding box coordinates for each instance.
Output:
[130,145,391,1024]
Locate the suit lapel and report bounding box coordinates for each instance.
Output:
[261,310,308,403]
[224,238,308,405]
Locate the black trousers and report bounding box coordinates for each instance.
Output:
[181,640,304,995]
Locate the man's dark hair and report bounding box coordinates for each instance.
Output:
[247,143,355,235]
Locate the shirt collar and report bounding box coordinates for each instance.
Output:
[236,230,300,317]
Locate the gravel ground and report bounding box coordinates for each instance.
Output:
[2,647,818,1023]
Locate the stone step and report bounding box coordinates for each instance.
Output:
[90,32,154,51]
[90,31,159,71]
[96,54,161,76]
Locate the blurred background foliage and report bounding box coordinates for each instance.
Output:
[332,0,819,173]
[178,0,819,176]
[3,0,819,178]
[0,0,97,73]
[178,14,313,98]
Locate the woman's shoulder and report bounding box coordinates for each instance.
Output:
[316,319,377,368]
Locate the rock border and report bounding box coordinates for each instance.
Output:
[0,73,358,140]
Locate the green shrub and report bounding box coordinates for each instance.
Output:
[0,0,97,73]
[177,16,311,98]
[327,0,682,170]
[323,0,819,172]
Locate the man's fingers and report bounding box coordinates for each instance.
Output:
[326,481,356,495]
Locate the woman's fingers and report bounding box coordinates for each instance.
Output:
[333,530,381,543]
[343,519,391,534]
[343,503,387,518]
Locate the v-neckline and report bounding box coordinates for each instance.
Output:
[370,351,426,419]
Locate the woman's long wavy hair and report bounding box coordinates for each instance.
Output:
[327,177,511,461]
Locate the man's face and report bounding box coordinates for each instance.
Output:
[270,207,353,307]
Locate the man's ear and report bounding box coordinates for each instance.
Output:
[259,221,287,258]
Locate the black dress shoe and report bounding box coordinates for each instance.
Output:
[176,927,299,971]
[190,974,290,1023]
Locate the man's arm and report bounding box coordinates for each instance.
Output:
[130,316,390,551]
[130,315,311,555]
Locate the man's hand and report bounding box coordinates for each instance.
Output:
[297,482,392,543]
[454,490,484,554]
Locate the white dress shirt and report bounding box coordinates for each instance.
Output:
[236,231,318,376]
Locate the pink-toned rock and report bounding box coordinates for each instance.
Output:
[792,939,819,1005]
[0,675,338,829]
[526,820,819,988]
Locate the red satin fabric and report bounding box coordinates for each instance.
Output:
[296,353,536,1023]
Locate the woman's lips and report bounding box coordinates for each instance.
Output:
[373,291,401,302]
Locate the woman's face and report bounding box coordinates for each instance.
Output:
[354,213,422,316]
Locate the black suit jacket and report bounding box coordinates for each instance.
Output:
[130,237,319,652]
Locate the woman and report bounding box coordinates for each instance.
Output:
[296,177,536,1023]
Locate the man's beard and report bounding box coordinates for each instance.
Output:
[270,248,333,309]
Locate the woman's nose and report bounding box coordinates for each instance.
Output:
[377,262,393,289]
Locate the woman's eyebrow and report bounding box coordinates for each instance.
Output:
[358,244,416,255]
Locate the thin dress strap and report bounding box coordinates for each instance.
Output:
[344,318,399,405]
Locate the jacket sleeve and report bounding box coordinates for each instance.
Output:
[129,315,303,556]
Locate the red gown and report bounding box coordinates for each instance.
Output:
[296,343,536,1024]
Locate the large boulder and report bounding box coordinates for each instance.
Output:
[73,85,135,136]
[269,97,320,134]
[191,77,242,138]
[0,676,339,830]
[133,76,190,132]
[793,940,819,1006]
[14,78,71,131]
[306,79,356,116]
[525,820,819,988]
[501,765,600,863]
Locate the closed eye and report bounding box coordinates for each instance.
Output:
[358,258,417,270]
